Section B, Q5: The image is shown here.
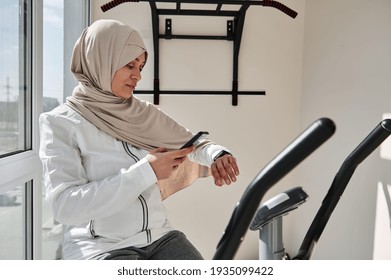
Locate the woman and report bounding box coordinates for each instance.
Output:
[39,19,239,260]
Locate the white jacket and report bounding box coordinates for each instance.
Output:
[39,104,228,259]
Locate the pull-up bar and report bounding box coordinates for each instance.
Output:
[102,0,297,18]
[101,1,298,105]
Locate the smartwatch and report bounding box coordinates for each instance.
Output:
[213,150,232,162]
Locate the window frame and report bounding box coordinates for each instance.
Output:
[0,0,42,260]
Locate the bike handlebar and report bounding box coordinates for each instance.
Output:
[213,118,336,259]
[293,119,391,260]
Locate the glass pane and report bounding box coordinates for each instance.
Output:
[43,0,63,111]
[0,0,29,156]
[41,0,64,260]
[0,185,23,259]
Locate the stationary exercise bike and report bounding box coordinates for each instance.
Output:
[212,118,391,260]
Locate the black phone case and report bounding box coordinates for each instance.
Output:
[180,131,209,149]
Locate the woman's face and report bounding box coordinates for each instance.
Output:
[111,52,146,99]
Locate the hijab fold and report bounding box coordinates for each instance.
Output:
[66,19,211,198]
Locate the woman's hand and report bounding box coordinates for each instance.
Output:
[147,146,194,180]
[211,154,240,186]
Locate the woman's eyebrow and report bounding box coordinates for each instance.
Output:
[134,57,146,63]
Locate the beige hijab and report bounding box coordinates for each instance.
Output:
[66,19,210,198]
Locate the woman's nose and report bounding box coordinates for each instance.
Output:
[131,70,142,81]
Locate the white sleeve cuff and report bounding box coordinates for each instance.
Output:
[189,144,231,166]
[125,157,158,188]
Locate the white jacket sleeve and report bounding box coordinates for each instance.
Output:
[189,141,231,167]
[39,113,157,225]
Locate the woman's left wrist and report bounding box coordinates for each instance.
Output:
[213,150,232,162]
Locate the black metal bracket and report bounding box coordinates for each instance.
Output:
[165,18,172,39]
[227,20,234,40]
[101,1,298,106]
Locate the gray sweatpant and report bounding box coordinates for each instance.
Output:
[99,230,204,260]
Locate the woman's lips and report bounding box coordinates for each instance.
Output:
[127,84,136,91]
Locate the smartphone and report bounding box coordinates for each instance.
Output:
[180,131,209,149]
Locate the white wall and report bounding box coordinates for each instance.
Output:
[92,0,305,259]
[90,0,391,260]
[295,0,391,259]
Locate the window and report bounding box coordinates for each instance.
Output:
[41,0,64,259]
[42,0,63,112]
[0,0,36,260]
[0,0,32,157]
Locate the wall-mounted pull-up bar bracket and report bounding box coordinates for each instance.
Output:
[101,0,298,106]
[227,20,234,40]
[165,18,172,39]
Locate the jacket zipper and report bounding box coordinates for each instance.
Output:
[123,141,151,243]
